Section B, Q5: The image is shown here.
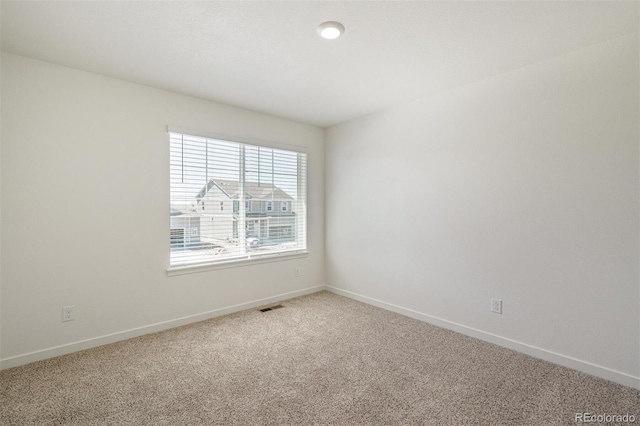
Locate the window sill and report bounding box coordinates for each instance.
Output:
[166,250,310,277]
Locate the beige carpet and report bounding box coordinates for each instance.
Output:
[1,291,638,425]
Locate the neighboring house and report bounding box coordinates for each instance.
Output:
[193,179,296,245]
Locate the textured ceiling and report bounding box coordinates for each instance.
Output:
[1,1,638,127]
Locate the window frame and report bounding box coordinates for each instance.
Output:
[167,126,309,275]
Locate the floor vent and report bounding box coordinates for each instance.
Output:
[259,304,284,312]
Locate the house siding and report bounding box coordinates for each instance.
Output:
[199,185,234,241]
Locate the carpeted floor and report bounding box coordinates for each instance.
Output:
[1,291,638,425]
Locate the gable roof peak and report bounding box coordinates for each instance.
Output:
[196,178,292,201]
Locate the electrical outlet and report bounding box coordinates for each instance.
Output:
[491,298,502,314]
[62,306,75,322]
[295,267,300,277]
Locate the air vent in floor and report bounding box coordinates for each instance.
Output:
[259,304,284,312]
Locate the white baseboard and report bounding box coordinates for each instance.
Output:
[4,284,638,391]
[326,285,640,390]
[0,285,326,371]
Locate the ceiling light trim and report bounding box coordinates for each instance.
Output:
[317,21,345,40]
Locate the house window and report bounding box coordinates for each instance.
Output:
[169,130,307,268]
[260,220,268,239]
[234,200,252,214]
[246,222,255,236]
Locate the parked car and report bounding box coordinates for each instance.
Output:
[247,237,260,248]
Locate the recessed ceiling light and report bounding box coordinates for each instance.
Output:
[317,21,345,40]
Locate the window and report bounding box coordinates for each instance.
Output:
[169,130,307,268]
[246,221,255,237]
[236,201,253,214]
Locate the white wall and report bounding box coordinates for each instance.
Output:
[0,51,3,367]
[2,34,638,390]
[326,34,639,387]
[0,53,325,366]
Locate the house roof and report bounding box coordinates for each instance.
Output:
[196,179,293,202]
[170,205,200,216]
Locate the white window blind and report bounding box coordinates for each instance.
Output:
[169,131,307,268]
